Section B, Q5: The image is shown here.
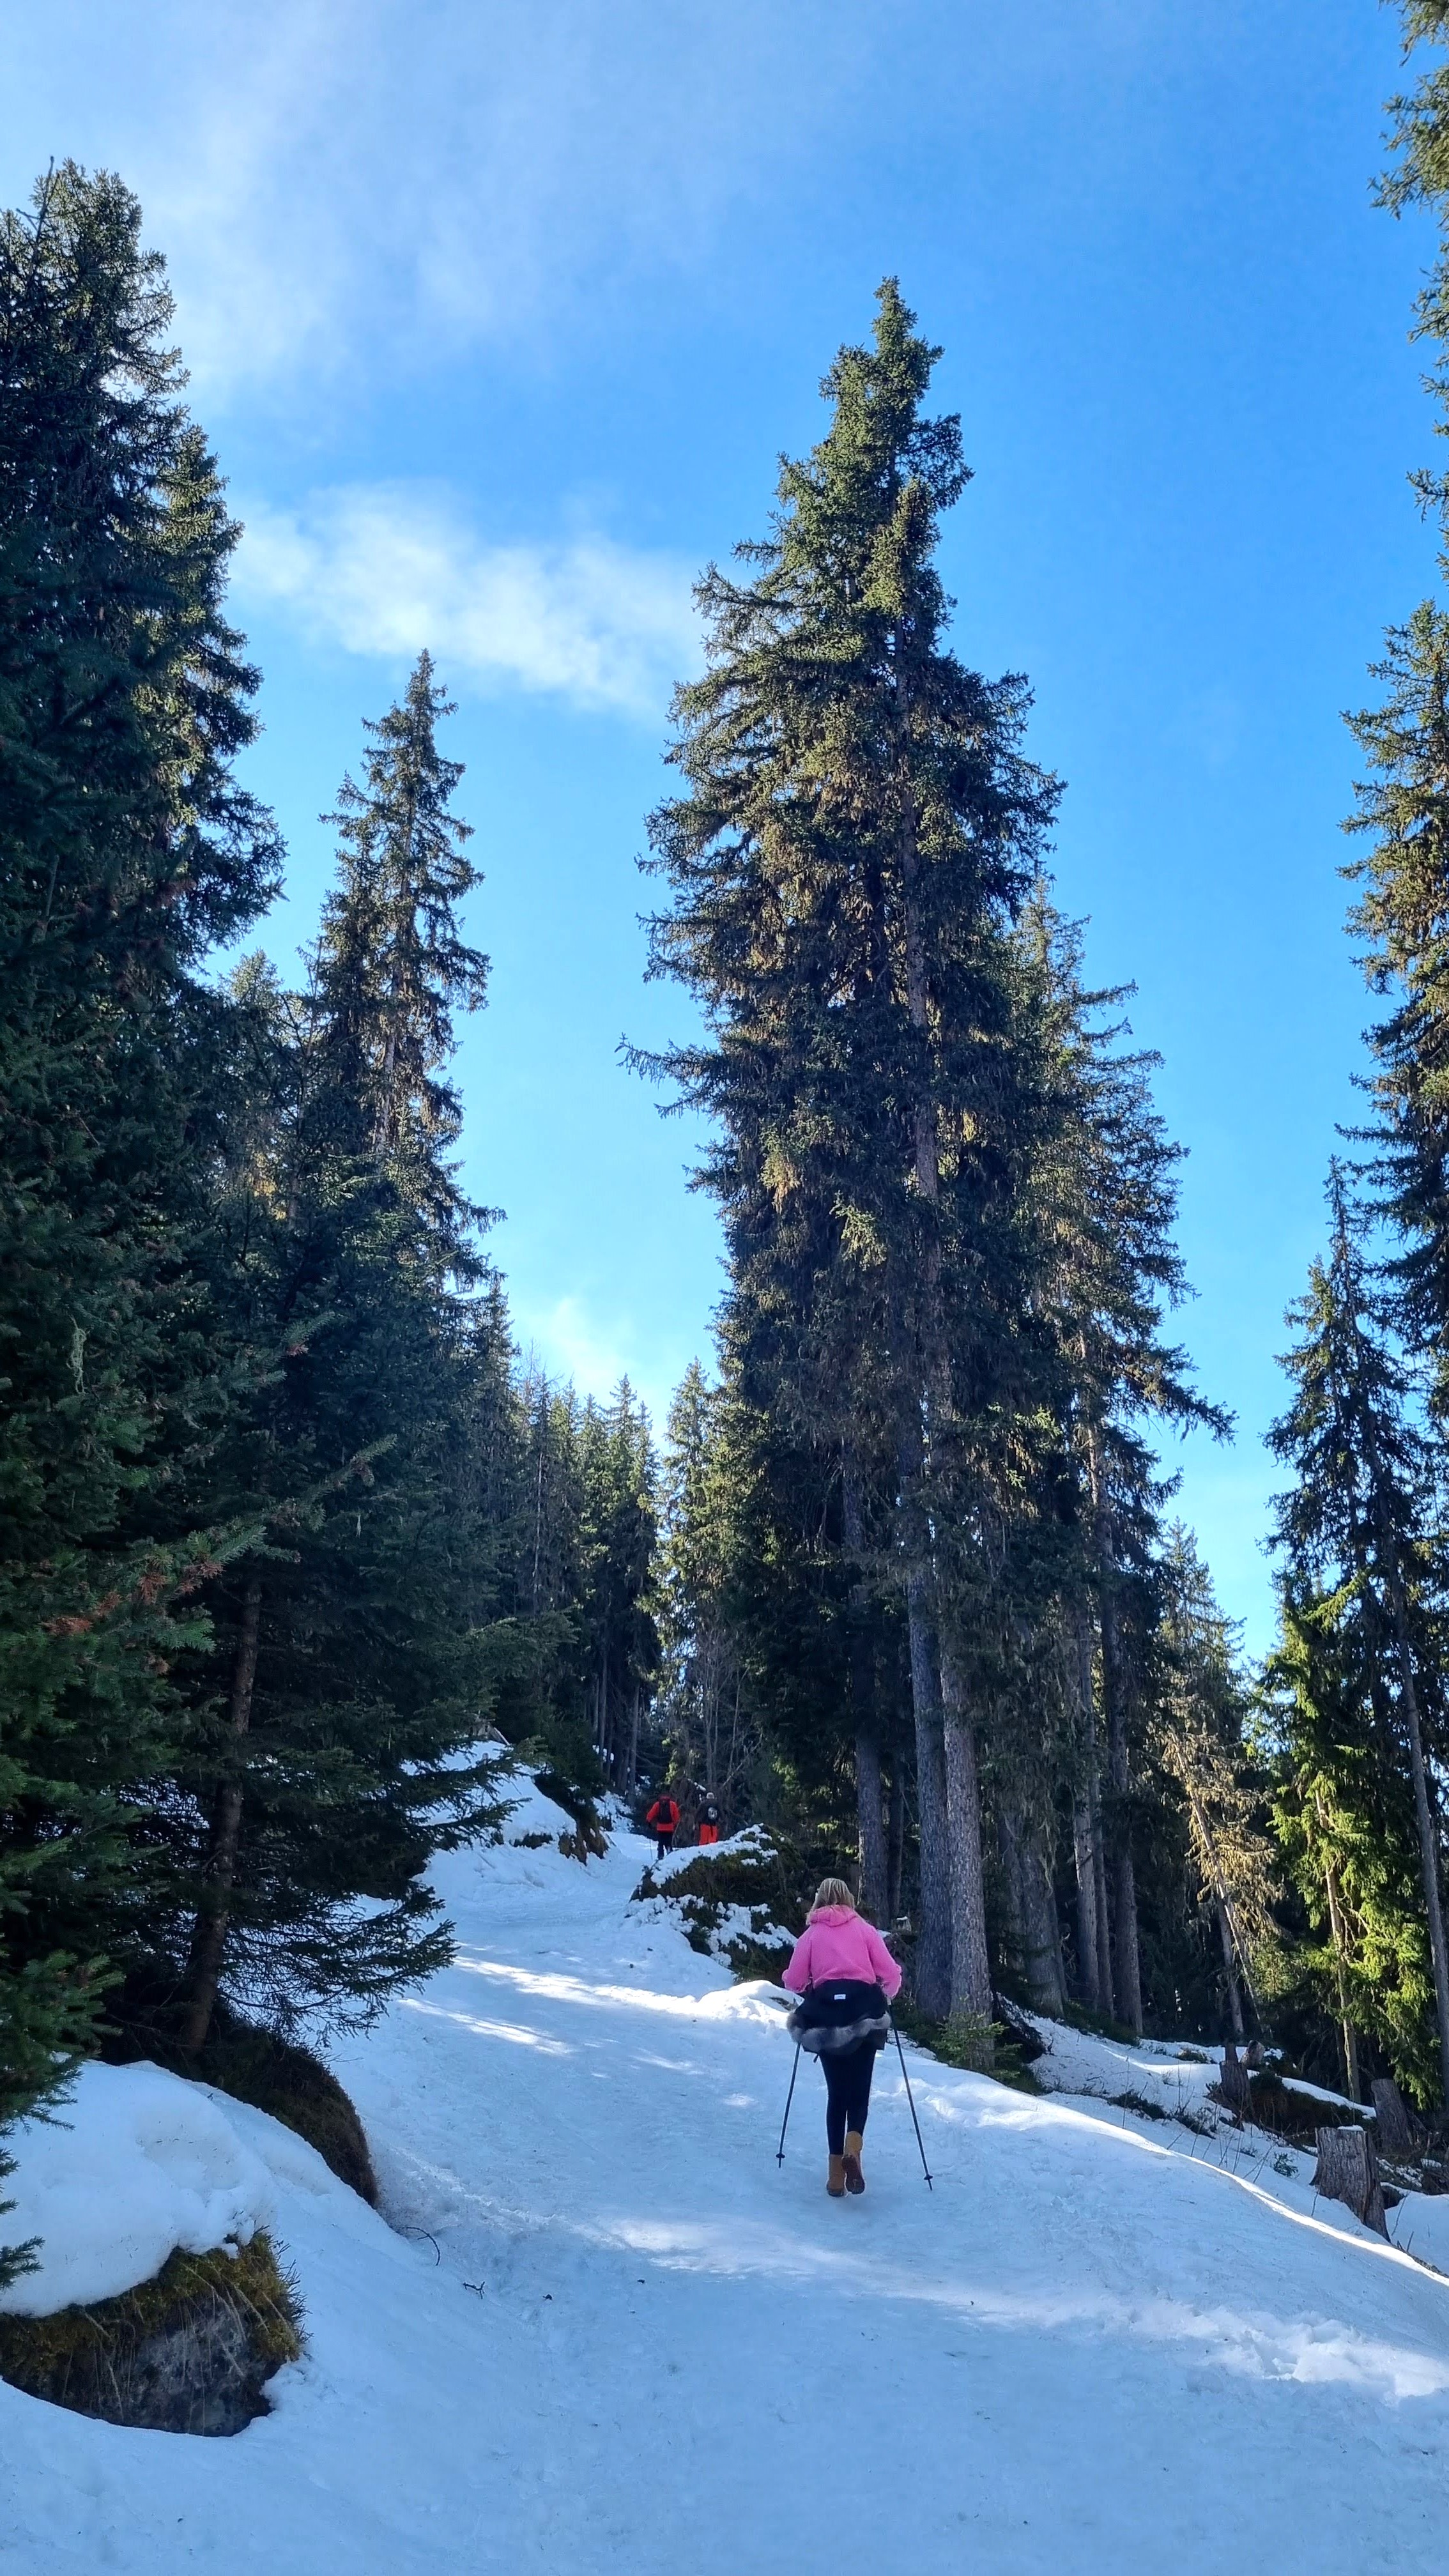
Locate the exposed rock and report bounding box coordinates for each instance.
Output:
[0,2232,303,2435]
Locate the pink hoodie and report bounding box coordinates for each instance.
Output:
[782,1905,901,2000]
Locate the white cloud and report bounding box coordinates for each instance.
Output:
[235,487,698,717]
[2,0,875,399]
[4,1,1168,406]
[512,1294,693,1436]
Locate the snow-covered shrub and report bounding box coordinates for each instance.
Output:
[632,1828,798,1977]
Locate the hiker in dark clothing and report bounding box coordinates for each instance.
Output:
[698,1796,721,1846]
[645,1793,680,1860]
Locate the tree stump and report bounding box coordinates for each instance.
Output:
[1370,2077,1416,2159]
[1218,2043,1252,2121]
[1314,2124,1388,2236]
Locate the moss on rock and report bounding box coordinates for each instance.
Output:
[0,2230,303,2436]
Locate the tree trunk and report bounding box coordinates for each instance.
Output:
[893,714,990,2022]
[181,1577,262,2055]
[1319,1823,1360,2102]
[1075,1602,1114,2018]
[887,1758,905,1923]
[627,1689,640,1800]
[938,1630,992,2020]
[1370,2076,1415,2158]
[905,1565,952,2018]
[1218,2041,1252,2121]
[1069,1609,1104,2011]
[1112,1841,1143,2039]
[1346,1364,1449,2106]
[1089,1436,1142,2035]
[1020,1825,1066,2018]
[1385,1584,1449,2106]
[1216,1899,1245,2043]
[998,1805,1028,1976]
[1071,1793,1101,2011]
[855,1731,888,1922]
[843,1449,887,1920]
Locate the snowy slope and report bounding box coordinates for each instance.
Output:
[7,1774,1449,2572]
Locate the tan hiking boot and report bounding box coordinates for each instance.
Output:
[827,2153,847,2197]
[843,2131,866,2195]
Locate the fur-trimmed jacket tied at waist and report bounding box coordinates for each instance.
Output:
[785,1977,892,2056]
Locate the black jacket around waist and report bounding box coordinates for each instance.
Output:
[786,1977,891,2056]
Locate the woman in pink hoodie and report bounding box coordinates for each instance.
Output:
[782,1878,902,2198]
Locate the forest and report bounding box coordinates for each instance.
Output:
[12,3,1449,2253]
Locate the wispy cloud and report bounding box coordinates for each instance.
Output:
[234,487,697,717]
[4,0,876,399]
[509,1293,702,1434]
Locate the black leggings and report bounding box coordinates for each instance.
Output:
[822,2043,877,2154]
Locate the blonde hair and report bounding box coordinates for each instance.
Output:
[811,1876,856,1915]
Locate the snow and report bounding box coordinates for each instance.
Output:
[636,1820,779,1884]
[0,2062,276,2315]
[627,1820,795,1963]
[7,1769,1449,2570]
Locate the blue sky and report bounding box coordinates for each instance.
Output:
[3,0,1438,1651]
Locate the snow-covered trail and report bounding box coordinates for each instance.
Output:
[332,1790,1449,2572]
[7,1784,1449,2572]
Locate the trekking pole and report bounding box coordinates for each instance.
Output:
[776,2043,802,2166]
[892,2021,933,2188]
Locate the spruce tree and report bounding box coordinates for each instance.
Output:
[639,283,1058,2016]
[1346,9,1449,1429]
[164,661,503,2048]
[0,164,279,2128]
[1344,606,1449,1367]
[1266,1584,1441,2101]
[1379,5,1449,532]
[1154,1528,1276,2044]
[1010,893,1225,2033]
[1272,0,1449,2104]
[656,1365,756,1818]
[1268,1168,1449,2101]
[578,1382,660,1793]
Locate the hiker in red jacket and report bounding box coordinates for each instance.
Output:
[645,1793,680,1860]
[698,1795,721,1846]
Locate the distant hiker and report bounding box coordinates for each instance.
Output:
[783,1878,901,2199]
[645,1792,680,1860]
[698,1797,721,1846]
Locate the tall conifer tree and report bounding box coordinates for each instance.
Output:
[1268,1169,1449,2101]
[1018,894,1225,2032]
[168,660,502,2048]
[639,283,1057,2016]
[0,164,279,2129]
